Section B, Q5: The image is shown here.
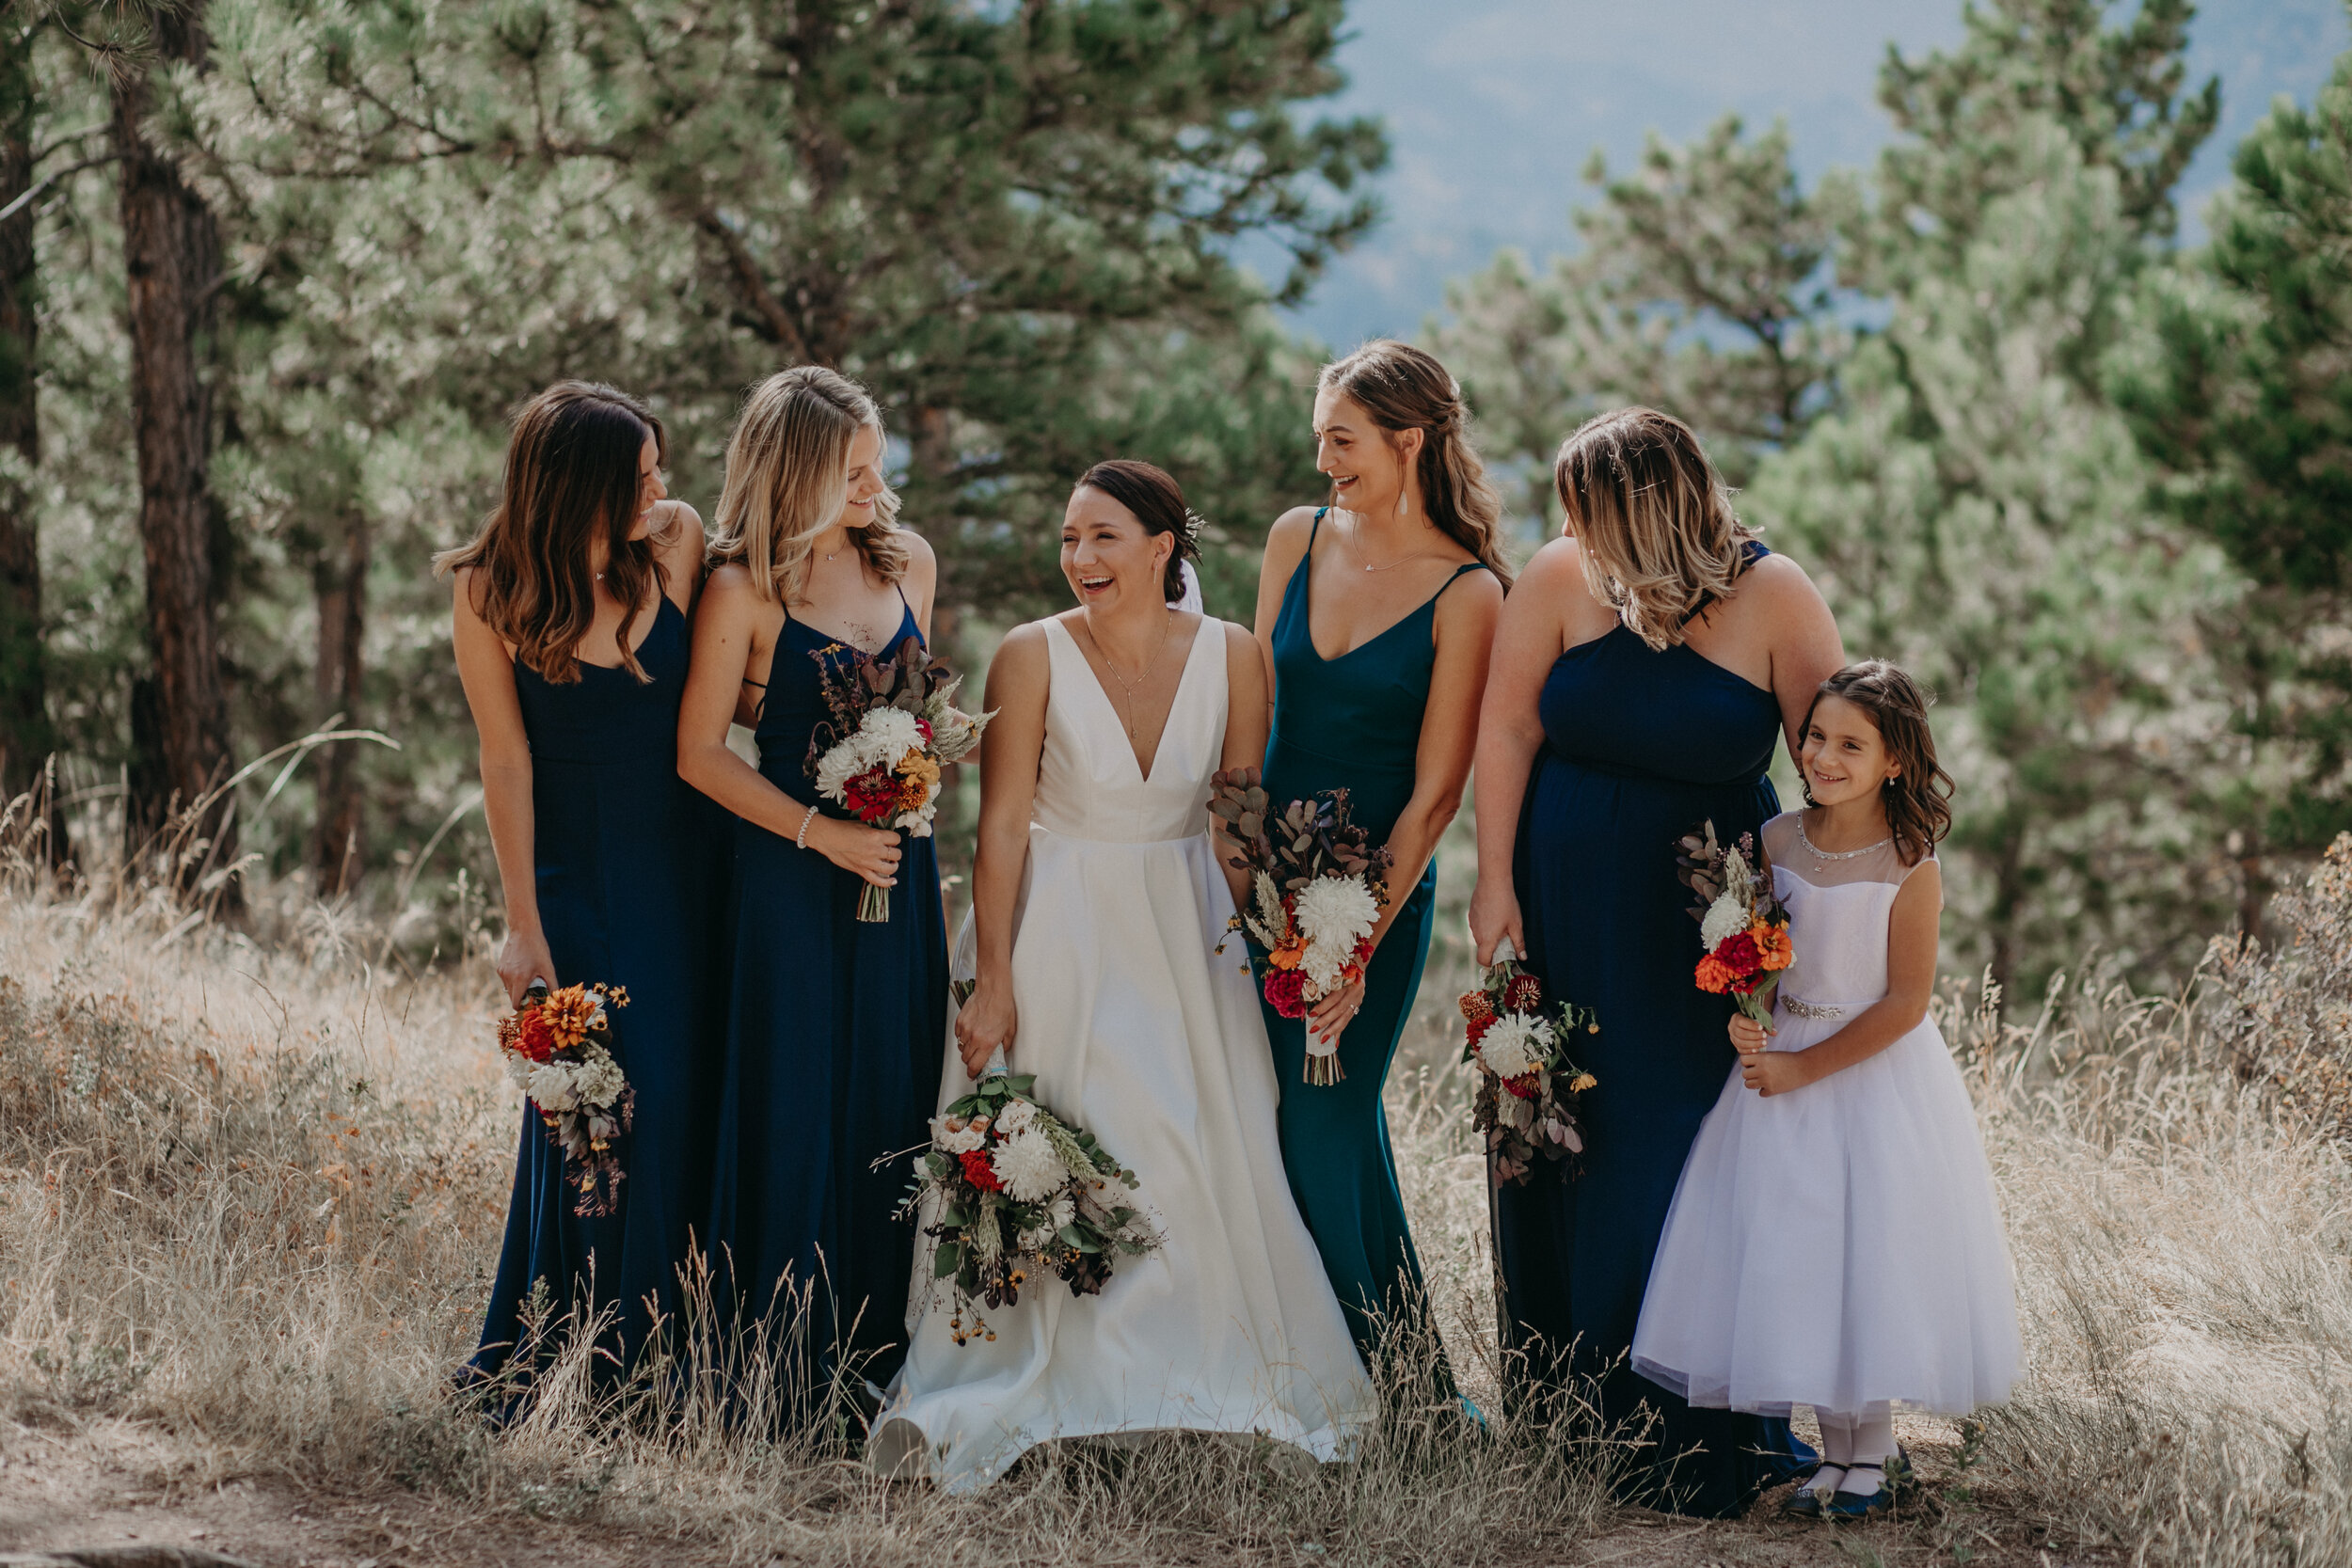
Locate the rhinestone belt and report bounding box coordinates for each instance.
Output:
[1781,996,1847,1020]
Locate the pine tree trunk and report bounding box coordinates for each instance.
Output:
[114,6,232,873]
[310,510,366,895]
[0,20,50,810]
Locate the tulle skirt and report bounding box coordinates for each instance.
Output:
[1629,1010,2021,1418]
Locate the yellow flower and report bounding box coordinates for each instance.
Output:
[539,984,599,1049]
[897,748,942,798]
[1568,1073,1597,1093]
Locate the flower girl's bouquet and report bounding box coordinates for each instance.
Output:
[1209,768,1393,1086]
[1459,939,1598,1186]
[496,979,633,1217]
[805,638,991,922]
[900,1066,1159,1344]
[1676,818,1794,1023]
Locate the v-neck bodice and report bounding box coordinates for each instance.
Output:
[751,597,923,792]
[1035,615,1224,844]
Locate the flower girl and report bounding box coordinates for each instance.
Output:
[1629,661,2020,1520]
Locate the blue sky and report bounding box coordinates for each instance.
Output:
[1275,0,2351,347]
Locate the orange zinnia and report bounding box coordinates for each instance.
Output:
[1267,937,1305,972]
[1693,954,1737,994]
[1752,921,1793,971]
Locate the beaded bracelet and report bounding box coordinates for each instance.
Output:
[794,802,818,849]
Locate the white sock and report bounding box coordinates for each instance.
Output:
[1839,1405,1895,1497]
[1809,1408,1852,1493]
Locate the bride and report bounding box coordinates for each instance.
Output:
[869,460,1375,1488]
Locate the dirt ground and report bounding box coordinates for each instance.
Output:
[0,1417,2095,1568]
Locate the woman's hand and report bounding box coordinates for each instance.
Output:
[1728,1013,1772,1053]
[496,927,557,1007]
[809,816,902,888]
[954,975,1017,1078]
[1740,1041,1812,1098]
[1308,976,1366,1050]
[1469,877,1525,968]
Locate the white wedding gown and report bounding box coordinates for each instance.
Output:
[869,615,1375,1490]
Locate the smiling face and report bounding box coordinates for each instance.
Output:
[1801,692,1901,807]
[837,421,886,530]
[625,433,668,539]
[1312,388,1422,517]
[1062,485,1172,610]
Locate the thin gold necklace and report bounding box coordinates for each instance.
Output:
[1346,514,1440,572]
[1088,613,1175,739]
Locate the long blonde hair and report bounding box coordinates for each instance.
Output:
[1553,407,1754,650]
[709,366,908,604]
[1317,341,1513,589]
[433,381,667,684]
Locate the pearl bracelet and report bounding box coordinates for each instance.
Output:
[795,802,818,849]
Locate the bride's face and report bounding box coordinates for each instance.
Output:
[1061,486,1171,612]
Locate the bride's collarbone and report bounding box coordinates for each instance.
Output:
[1059,610,1201,776]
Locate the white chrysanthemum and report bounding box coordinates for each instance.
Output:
[1295,875,1377,948]
[526,1062,579,1113]
[993,1100,1039,1139]
[503,1053,534,1090]
[1478,1015,1551,1079]
[570,1051,626,1108]
[991,1128,1068,1204]
[930,1113,985,1154]
[815,706,929,800]
[1699,887,1749,952]
[1300,941,1346,994]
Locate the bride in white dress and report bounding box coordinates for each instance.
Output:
[869,461,1375,1490]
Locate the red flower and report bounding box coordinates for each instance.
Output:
[1459,990,1495,1025]
[844,768,903,823]
[1263,968,1309,1019]
[1503,974,1545,1012]
[1714,929,1763,977]
[1502,1072,1541,1101]
[960,1149,1004,1192]
[915,717,934,743]
[516,1009,558,1064]
[1467,1014,1494,1048]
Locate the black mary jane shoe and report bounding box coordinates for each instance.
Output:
[1780,1463,1844,1519]
[1823,1460,1892,1521]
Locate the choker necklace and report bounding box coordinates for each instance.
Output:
[1799,818,1892,860]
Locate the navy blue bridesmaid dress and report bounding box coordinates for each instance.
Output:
[469,594,731,1383]
[1260,508,1488,1372]
[1494,541,1810,1516]
[707,595,946,1403]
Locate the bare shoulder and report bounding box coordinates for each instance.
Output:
[1739,548,1827,608]
[993,619,1054,673]
[1221,618,1264,675]
[895,526,938,572]
[1440,562,1505,617]
[699,561,770,615]
[451,564,489,622]
[1263,505,1321,566]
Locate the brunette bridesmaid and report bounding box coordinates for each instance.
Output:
[1468,407,1845,1515]
[1250,341,1506,1377]
[443,382,729,1385]
[677,368,946,1412]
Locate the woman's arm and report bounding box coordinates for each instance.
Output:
[1468,541,1591,965]
[1215,623,1272,911]
[952,623,1050,1077]
[651,501,705,614]
[1251,507,1317,705]
[1754,555,1848,762]
[1305,567,1503,1048]
[452,571,554,1006]
[1739,861,1941,1097]
[675,565,904,886]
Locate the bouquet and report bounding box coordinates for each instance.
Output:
[804,637,992,922]
[899,1065,1159,1345]
[1208,768,1393,1085]
[1676,818,1794,1023]
[1459,938,1598,1186]
[497,979,633,1217]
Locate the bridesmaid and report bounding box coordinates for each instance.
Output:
[443,381,728,1383]
[1250,341,1506,1374]
[1468,407,1845,1515]
[677,367,945,1411]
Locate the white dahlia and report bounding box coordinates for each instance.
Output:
[526,1062,580,1113]
[570,1050,626,1108]
[1699,886,1750,953]
[1478,1014,1553,1079]
[930,1113,985,1154]
[992,1128,1068,1204]
[1294,874,1378,949]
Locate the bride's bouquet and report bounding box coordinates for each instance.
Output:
[804,637,991,922]
[899,1064,1159,1345]
[1459,938,1597,1187]
[1209,768,1393,1085]
[1676,818,1794,1023]
[496,979,633,1217]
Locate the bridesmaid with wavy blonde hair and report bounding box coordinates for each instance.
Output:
[678,366,944,1409]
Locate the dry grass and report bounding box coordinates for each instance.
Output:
[6,803,2352,1566]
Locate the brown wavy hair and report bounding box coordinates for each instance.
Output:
[1317,341,1514,589]
[1074,459,1201,604]
[1803,660,1956,867]
[1553,407,1754,651]
[435,382,668,685]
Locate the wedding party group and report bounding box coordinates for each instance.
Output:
[441,340,2022,1522]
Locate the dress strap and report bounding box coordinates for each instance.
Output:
[1433,561,1488,600]
[1310,506,1327,547]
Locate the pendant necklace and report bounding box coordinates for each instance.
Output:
[1092,613,1175,740]
[1348,515,1437,572]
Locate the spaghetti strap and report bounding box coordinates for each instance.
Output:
[1309,506,1327,547]
[1433,561,1487,601]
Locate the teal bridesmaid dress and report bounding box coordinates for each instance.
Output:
[1259,508,1487,1370]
